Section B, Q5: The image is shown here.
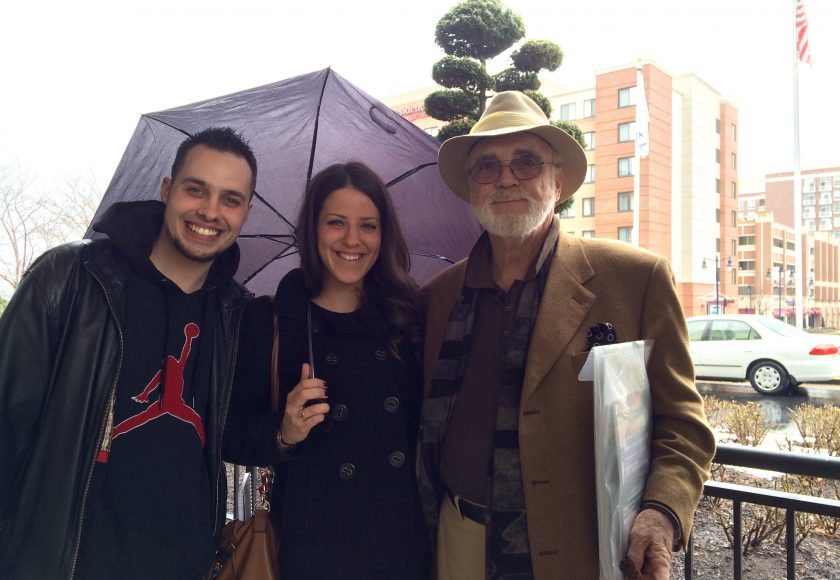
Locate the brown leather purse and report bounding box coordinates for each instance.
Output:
[208,310,282,580]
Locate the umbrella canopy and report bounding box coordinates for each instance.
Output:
[89,68,482,295]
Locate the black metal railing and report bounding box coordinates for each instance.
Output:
[685,443,840,580]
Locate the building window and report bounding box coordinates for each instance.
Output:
[730,152,737,169]
[731,210,737,226]
[583,98,596,118]
[820,205,832,218]
[834,217,840,227]
[581,230,595,238]
[820,177,831,191]
[618,122,635,143]
[715,208,720,223]
[560,103,576,121]
[559,204,574,218]
[804,193,816,205]
[618,191,633,212]
[820,218,832,230]
[738,235,755,245]
[786,241,795,251]
[730,123,737,141]
[738,261,755,271]
[715,118,721,133]
[618,227,633,242]
[716,238,721,253]
[582,197,595,217]
[804,206,815,218]
[820,192,833,204]
[773,238,784,248]
[715,149,720,163]
[618,87,634,107]
[804,178,816,192]
[582,131,595,150]
[585,164,596,183]
[806,219,816,231]
[716,178,721,193]
[731,181,737,197]
[834,203,840,214]
[618,157,633,177]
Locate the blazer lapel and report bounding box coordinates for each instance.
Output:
[522,233,595,403]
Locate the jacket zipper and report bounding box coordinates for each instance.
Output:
[212,300,245,536]
[68,269,125,580]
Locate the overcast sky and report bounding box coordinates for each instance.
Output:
[2,0,838,193]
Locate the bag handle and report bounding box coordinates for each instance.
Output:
[270,307,280,415]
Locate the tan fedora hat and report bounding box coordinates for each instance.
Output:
[437,91,587,203]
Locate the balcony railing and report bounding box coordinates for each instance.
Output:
[685,443,840,580]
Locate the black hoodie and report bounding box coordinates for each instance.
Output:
[75,200,238,580]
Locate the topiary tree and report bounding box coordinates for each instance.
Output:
[425,0,564,141]
[551,120,586,214]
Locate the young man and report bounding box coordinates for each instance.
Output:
[0,127,257,579]
[417,92,715,580]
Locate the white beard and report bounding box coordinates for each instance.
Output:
[472,174,557,238]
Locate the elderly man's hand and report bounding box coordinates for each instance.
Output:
[622,508,674,580]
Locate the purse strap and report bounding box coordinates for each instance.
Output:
[269,305,280,415]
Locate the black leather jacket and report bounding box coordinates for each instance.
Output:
[0,239,250,579]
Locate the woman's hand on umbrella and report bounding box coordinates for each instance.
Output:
[278,363,329,446]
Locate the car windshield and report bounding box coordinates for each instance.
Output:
[756,317,803,337]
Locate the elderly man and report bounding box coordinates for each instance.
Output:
[417,92,715,580]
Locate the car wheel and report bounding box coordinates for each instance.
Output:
[748,361,789,395]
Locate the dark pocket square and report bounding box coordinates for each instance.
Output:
[586,322,618,351]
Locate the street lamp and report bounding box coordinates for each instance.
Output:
[767,265,784,320]
[702,255,733,314]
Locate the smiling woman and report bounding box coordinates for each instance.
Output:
[223,162,430,579]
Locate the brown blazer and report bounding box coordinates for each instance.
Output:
[422,230,715,579]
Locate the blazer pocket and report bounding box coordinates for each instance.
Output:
[572,351,591,380]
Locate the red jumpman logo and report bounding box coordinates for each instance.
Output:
[109,323,206,448]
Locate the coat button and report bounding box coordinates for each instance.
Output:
[339,463,356,480]
[384,396,400,413]
[373,347,388,361]
[388,451,406,468]
[332,404,349,421]
[324,352,339,366]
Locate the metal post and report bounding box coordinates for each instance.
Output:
[779,265,784,321]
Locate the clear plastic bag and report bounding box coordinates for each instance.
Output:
[579,340,652,580]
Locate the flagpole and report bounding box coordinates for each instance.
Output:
[793,0,804,329]
[632,63,648,246]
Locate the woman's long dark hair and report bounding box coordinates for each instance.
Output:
[295,162,422,354]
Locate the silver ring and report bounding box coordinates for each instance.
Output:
[299,408,306,421]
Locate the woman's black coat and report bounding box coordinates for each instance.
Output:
[223,269,430,579]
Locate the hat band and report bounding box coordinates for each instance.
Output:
[470,111,549,135]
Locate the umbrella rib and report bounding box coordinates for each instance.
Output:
[252,190,295,231]
[386,162,438,187]
[409,251,454,264]
[304,69,332,189]
[144,115,193,138]
[241,247,300,287]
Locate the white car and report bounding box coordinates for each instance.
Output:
[685,314,840,395]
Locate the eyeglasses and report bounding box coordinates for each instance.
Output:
[468,156,558,184]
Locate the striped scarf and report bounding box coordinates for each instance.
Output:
[417,249,551,579]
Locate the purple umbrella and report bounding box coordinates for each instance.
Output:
[89,68,481,295]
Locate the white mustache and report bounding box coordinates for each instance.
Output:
[488,189,531,204]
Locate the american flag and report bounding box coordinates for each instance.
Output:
[796,0,812,65]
